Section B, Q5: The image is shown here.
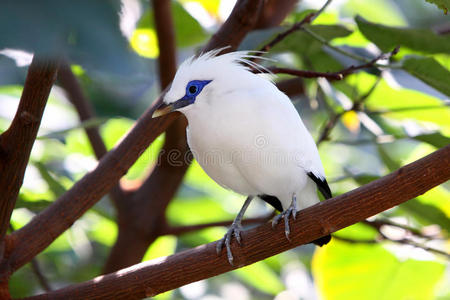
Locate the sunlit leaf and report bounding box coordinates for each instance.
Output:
[130,28,159,59]
[402,57,450,96]
[137,2,207,48]
[86,212,118,246]
[400,199,450,231]
[167,196,233,225]
[272,24,352,56]
[234,261,284,295]
[313,240,445,300]
[344,0,408,26]
[341,110,360,133]
[34,162,67,197]
[413,132,450,149]
[333,222,378,240]
[143,236,177,261]
[100,118,164,179]
[355,16,450,54]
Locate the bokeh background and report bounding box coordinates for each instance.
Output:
[0,0,449,299]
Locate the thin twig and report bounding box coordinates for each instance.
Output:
[317,112,342,145]
[303,27,401,69]
[316,73,384,145]
[161,212,275,236]
[10,224,52,292]
[364,219,443,240]
[333,235,449,258]
[30,259,52,292]
[264,50,396,80]
[256,0,333,54]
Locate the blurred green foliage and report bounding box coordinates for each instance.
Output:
[0,0,448,299]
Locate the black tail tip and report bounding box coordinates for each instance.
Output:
[312,234,332,247]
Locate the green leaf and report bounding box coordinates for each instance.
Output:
[413,132,450,149]
[273,24,352,56]
[377,145,401,172]
[37,118,107,140]
[355,16,450,54]
[34,162,67,197]
[400,198,450,231]
[425,0,450,14]
[313,240,445,300]
[234,261,284,295]
[402,57,450,97]
[0,0,141,74]
[138,2,207,48]
[349,73,450,131]
[143,236,177,261]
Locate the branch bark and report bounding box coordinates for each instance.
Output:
[0,57,58,243]
[1,0,267,278]
[22,145,450,300]
[102,0,187,273]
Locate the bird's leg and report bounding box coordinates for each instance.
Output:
[272,193,297,241]
[216,196,253,265]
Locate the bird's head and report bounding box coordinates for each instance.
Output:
[152,49,272,118]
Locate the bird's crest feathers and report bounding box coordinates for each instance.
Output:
[179,48,275,80]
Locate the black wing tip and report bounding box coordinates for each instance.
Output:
[307,172,332,200]
[259,194,283,212]
[312,234,332,246]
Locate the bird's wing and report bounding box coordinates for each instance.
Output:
[217,84,328,200]
[307,172,332,199]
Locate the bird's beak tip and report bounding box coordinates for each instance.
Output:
[152,104,173,118]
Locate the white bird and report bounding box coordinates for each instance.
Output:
[153,49,332,265]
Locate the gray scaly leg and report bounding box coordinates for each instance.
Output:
[272,193,297,241]
[217,196,253,265]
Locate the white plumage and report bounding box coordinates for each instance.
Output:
[155,50,331,264]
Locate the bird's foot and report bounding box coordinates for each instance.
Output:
[272,198,297,241]
[216,221,243,265]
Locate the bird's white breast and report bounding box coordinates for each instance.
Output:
[183,82,324,209]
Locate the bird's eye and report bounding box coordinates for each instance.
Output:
[188,85,198,95]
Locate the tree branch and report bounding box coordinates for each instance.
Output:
[316,76,382,145]
[22,145,450,300]
[257,0,333,53]
[0,57,58,243]
[2,102,178,275]
[102,0,186,273]
[203,0,263,53]
[1,0,267,277]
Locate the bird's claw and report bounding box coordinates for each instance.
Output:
[216,222,243,265]
[272,205,297,241]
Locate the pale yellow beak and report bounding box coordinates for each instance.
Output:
[152,103,174,118]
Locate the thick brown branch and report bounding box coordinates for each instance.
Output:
[2,102,179,275]
[3,0,267,277]
[23,145,450,300]
[203,0,263,52]
[0,57,58,242]
[103,0,271,273]
[102,0,186,274]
